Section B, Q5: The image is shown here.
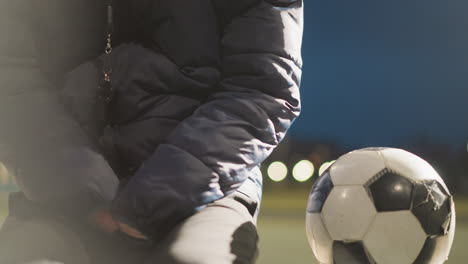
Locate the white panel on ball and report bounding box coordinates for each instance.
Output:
[306,213,333,264]
[363,211,427,264]
[329,150,386,186]
[380,148,449,192]
[322,186,377,241]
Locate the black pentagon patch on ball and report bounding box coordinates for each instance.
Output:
[413,236,438,264]
[366,169,414,212]
[412,180,453,236]
[333,241,374,264]
[307,170,333,213]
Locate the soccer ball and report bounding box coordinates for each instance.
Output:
[305,148,456,264]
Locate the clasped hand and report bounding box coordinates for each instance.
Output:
[88,209,148,240]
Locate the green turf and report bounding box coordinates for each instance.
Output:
[257,215,315,263]
[256,191,468,264]
[1,191,467,263]
[256,211,468,264]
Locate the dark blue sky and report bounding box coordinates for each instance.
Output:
[0,1,465,150]
[290,1,468,150]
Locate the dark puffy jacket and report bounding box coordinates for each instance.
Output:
[18,0,303,240]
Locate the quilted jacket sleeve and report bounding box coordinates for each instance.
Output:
[111,0,304,240]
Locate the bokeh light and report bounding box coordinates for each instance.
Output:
[318,160,336,176]
[267,161,288,182]
[292,160,315,182]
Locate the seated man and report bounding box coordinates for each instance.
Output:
[0,0,304,263]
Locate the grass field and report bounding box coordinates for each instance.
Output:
[256,191,468,264]
[1,191,467,263]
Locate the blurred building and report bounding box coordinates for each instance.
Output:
[261,136,468,195]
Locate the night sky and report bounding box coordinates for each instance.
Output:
[290,1,468,150]
[0,1,466,150]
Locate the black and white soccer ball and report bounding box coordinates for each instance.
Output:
[306,148,456,264]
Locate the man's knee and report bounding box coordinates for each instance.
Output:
[146,196,259,264]
[149,222,258,264]
[230,222,259,264]
[174,222,258,264]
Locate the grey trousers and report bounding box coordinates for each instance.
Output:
[0,192,259,264]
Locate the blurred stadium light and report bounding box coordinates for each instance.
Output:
[318,160,336,176]
[267,161,288,182]
[292,160,315,182]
